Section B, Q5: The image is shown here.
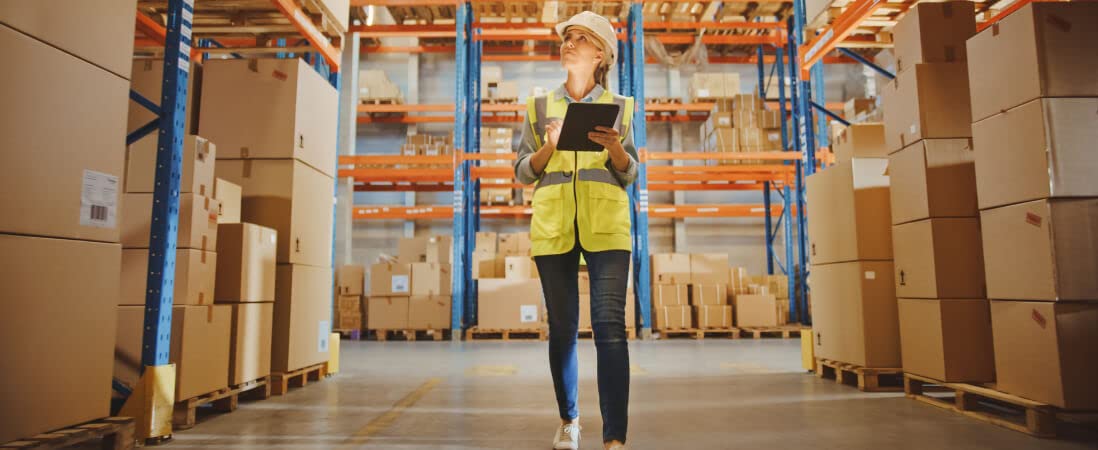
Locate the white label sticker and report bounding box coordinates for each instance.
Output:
[697,88,710,98]
[80,170,118,228]
[520,305,538,323]
[270,235,276,244]
[718,117,731,126]
[391,275,410,293]
[318,320,331,353]
[864,271,876,280]
[909,124,917,134]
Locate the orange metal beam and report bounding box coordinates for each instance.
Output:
[644,151,803,162]
[351,0,456,6]
[268,0,341,70]
[646,103,715,113]
[353,203,791,220]
[648,204,785,218]
[340,155,452,166]
[647,183,772,191]
[799,0,887,76]
[358,103,454,113]
[647,165,794,174]
[657,34,785,45]
[977,0,1053,32]
[135,13,167,41]
[646,21,784,30]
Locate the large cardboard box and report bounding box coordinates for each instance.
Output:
[336,265,366,296]
[215,160,334,267]
[690,253,730,285]
[980,199,1098,301]
[735,294,780,327]
[891,1,976,73]
[121,248,216,306]
[126,58,199,136]
[990,300,1098,409]
[126,135,215,196]
[272,265,332,373]
[214,178,242,224]
[409,296,451,330]
[690,284,727,306]
[398,235,452,264]
[972,98,1098,210]
[505,256,539,280]
[888,138,977,225]
[892,218,985,299]
[335,295,363,330]
[200,59,338,177]
[832,123,887,164]
[0,1,137,79]
[115,305,231,401]
[477,279,544,329]
[367,296,409,330]
[122,193,219,251]
[653,284,689,307]
[0,235,119,443]
[499,233,531,256]
[215,223,277,302]
[806,159,893,265]
[410,262,452,297]
[472,251,502,279]
[476,231,498,254]
[370,263,411,297]
[965,2,1098,122]
[651,253,691,284]
[655,305,692,330]
[228,302,274,385]
[694,305,733,329]
[880,63,972,152]
[898,299,994,382]
[809,261,901,368]
[0,25,127,243]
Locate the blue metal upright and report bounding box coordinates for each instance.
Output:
[624,3,652,334]
[451,1,472,333]
[787,0,817,325]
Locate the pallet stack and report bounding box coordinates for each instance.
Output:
[202,57,338,380]
[335,265,366,333]
[735,273,791,329]
[481,65,518,102]
[696,82,784,165]
[1,2,135,442]
[359,69,404,103]
[367,235,453,338]
[402,133,452,168]
[480,127,515,205]
[471,232,549,338]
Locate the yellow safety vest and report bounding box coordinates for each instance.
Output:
[526,89,635,257]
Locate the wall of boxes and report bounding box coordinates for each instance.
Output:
[650,253,790,331]
[354,235,453,331]
[692,73,784,164]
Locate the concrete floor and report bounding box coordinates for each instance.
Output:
[167,339,1096,449]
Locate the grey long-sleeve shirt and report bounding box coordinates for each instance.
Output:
[513,84,639,187]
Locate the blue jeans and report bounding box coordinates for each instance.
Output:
[534,243,631,444]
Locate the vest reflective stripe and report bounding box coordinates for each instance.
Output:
[577,168,621,187]
[533,171,572,191]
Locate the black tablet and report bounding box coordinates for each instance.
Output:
[556,102,622,152]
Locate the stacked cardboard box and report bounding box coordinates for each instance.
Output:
[690,254,734,329]
[359,69,403,101]
[480,127,515,205]
[965,2,1098,409]
[368,235,453,330]
[689,72,741,100]
[473,232,545,329]
[215,223,277,386]
[701,94,784,165]
[203,58,337,374]
[0,5,136,439]
[481,66,518,101]
[578,262,637,331]
[843,98,881,123]
[879,1,994,383]
[335,265,366,331]
[651,254,691,330]
[401,133,453,169]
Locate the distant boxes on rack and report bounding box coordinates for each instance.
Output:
[476,231,498,254]
[216,223,277,303]
[122,193,219,251]
[214,178,242,224]
[126,135,215,196]
[120,248,216,306]
[335,295,364,330]
[891,1,976,73]
[843,98,877,122]
[398,235,452,264]
[690,72,740,100]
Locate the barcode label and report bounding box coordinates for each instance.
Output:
[80,170,118,228]
[90,205,108,221]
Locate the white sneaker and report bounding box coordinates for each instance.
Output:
[607,444,627,450]
[552,422,580,450]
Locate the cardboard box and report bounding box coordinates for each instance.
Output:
[694,305,733,329]
[972,98,1098,210]
[898,298,994,382]
[760,109,782,130]
[214,178,242,224]
[336,264,366,296]
[200,59,338,177]
[651,253,691,284]
[888,138,977,225]
[809,260,901,368]
[121,248,216,306]
[891,1,976,73]
[399,235,452,264]
[690,284,728,306]
[734,110,759,130]
[476,231,498,254]
[733,94,762,111]
[577,271,590,294]
[832,123,887,164]
[505,256,539,280]
[228,302,273,385]
[655,305,692,330]
[990,300,1098,409]
[764,129,784,151]
[735,294,780,327]
[965,2,1098,122]
[335,295,363,330]
[892,218,985,299]
[126,135,215,196]
[981,199,1098,301]
[409,296,451,330]
[843,98,876,120]
[499,233,531,256]
[708,128,738,153]
[367,296,409,330]
[0,1,137,79]
[272,264,332,373]
[122,193,219,251]
[215,223,277,302]
[215,160,334,267]
[579,294,592,329]
[0,25,127,243]
[496,81,519,99]
[472,251,502,279]
[410,262,452,297]
[115,305,231,401]
[315,0,351,34]
[482,66,503,84]
[880,63,972,152]
[0,235,119,443]
[806,159,893,265]
[127,58,199,136]
[653,284,690,307]
[477,279,544,329]
[690,254,730,285]
[370,263,411,297]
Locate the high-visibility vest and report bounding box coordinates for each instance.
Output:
[526,89,635,257]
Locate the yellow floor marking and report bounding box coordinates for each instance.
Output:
[344,377,442,445]
[465,364,518,376]
[630,364,648,375]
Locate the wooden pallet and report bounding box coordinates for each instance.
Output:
[482,97,519,104]
[360,97,404,105]
[1,417,135,450]
[465,327,547,341]
[270,362,328,396]
[335,328,364,340]
[656,327,740,340]
[369,329,451,342]
[172,377,271,429]
[576,328,637,340]
[739,325,806,339]
[815,358,903,392]
[903,373,1098,439]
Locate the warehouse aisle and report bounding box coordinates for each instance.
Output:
[166,340,1091,449]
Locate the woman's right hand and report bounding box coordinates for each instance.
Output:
[545,119,563,151]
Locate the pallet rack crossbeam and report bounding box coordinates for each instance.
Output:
[837,47,894,80]
[811,100,850,127]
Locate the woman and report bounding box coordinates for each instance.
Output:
[512,11,638,450]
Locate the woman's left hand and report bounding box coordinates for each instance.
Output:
[588,126,625,155]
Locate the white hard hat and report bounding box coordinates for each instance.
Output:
[555,11,617,63]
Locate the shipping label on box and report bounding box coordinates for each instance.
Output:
[370,263,410,296]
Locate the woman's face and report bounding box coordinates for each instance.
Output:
[559,27,603,72]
